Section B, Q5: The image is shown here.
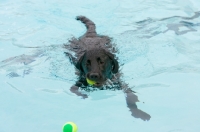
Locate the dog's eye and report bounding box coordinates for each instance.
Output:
[99,61,104,64]
[86,60,91,66]
[97,57,104,65]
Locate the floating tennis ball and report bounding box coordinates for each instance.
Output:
[86,78,96,85]
[63,122,78,132]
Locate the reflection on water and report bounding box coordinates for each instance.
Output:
[0,0,200,131]
[0,10,200,122]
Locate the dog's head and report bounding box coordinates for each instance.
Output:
[76,49,119,87]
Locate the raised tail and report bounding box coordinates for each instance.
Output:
[76,16,97,37]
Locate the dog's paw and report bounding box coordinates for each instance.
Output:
[81,94,88,99]
[130,108,151,121]
[70,85,88,99]
[76,16,85,20]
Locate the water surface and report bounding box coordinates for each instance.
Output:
[1,0,200,132]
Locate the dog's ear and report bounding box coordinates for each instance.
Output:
[75,53,85,73]
[105,51,119,74]
[64,52,76,65]
[112,58,119,74]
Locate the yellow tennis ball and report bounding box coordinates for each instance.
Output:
[63,122,78,132]
[86,78,96,85]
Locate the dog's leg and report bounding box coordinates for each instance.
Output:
[76,16,97,37]
[124,89,151,121]
[121,84,151,121]
[70,85,88,99]
[70,78,88,99]
[112,73,151,121]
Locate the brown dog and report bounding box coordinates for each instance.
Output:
[1,16,151,121]
[64,16,151,121]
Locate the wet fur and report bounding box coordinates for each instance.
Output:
[64,16,151,121]
[64,16,119,88]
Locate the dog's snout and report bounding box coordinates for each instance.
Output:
[89,73,100,80]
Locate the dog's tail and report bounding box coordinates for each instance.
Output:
[76,16,97,37]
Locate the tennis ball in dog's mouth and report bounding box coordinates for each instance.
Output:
[86,78,96,85]
[63,122,78,132]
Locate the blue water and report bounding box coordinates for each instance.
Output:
[1,0,200,132]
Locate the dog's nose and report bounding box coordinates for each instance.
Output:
[89,73,100,80]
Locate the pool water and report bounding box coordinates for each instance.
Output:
[1,0,200,132]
